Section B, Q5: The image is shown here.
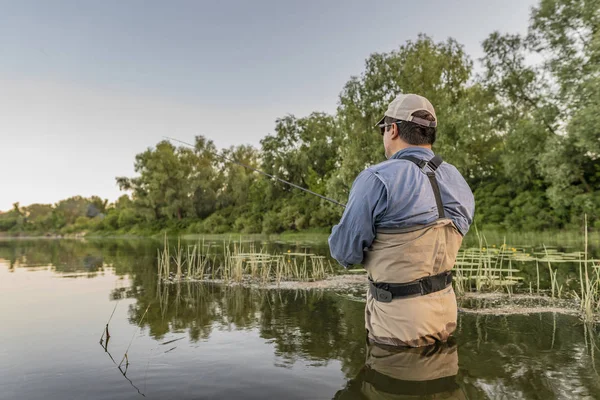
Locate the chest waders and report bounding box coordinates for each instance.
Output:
[368,155,453,303]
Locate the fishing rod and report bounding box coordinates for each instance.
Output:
[164,137,346,208]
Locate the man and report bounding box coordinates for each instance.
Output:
[328,93,474,347]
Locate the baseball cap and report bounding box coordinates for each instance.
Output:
[375,93,437,128]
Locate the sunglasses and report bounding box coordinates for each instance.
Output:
[377,121,401,135]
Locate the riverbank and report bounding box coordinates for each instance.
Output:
[0,228,332,242]
[2,228,598,250]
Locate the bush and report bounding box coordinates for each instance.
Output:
[202,214,229,233]
[473,182,513,228]
[294,215,308,230]
[186,221,204,234]
[309,205,340,228]
[233,214,262,234]
[504,191,560,230]
[74,216,89,230]
[103,212,119,230]
[0,217,17,231]
[262,211,283,234]
[570,193,600,229]
[278,205,300,231]
[118,209,139,229]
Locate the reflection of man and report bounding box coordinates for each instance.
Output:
[333,340,465,399]
[329,94,474,347]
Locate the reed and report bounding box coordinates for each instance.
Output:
[157,236,335,284]
[576,215,600,322]
[536,259,540,295]
[454,239,522,294]
[173,237,184,280]
[187,243,197,278]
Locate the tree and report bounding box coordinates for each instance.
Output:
[116,136,221,223]
[333,34,475,200]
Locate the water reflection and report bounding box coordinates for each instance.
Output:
[124,279,600,398]
[2,239,600,399]
[334,340,463,399]
[99,333,147,397]
[127,282,367,371]
[0,238,158,275]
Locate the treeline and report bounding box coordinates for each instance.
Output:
[1,0,599,235]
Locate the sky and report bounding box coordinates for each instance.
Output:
[0,0,538,212]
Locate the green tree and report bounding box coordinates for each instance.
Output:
[116,136,221,224]
[332,34,474,200]
[52,197,90,229]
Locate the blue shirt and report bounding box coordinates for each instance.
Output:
[328,147,475,267]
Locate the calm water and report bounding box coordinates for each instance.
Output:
[1,239,600,400]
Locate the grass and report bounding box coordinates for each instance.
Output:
[157,236,336,284]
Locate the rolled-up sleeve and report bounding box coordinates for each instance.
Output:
[328,170,387,268]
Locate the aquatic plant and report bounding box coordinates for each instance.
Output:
[157,236,335,284]
[574,216,600,322]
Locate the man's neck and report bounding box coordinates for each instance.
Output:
[394,142,432,152]
[388,143,431,157]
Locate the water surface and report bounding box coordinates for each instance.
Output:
[1,239,600,399]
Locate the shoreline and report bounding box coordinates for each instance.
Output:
[0,231,332,243]
[1,228,598,246]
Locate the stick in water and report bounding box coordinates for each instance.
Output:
[100,301,119,344]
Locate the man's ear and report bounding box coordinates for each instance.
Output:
[390,122,399,139]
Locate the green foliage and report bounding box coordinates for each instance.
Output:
[118,209,139,229]
[103,212,119,230]
[262,211,283,234]
[2,0,599,236]
[201,214,229,234]
[473,182,514,228]
[233,215,262,234]
[0,211,18,231]
[504,191,561,230]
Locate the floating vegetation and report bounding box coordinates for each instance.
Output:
[452,218,600,322]
[157,236,335,285]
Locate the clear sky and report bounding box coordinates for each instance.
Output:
[0,0,538,212]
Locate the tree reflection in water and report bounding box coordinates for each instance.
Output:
[3,239,600,398]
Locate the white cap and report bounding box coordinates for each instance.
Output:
[376,93,437,128]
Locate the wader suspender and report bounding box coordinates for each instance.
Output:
[369,154,452,303]
[396,155,445,219]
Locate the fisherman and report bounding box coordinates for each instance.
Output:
[328,93,475,347]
